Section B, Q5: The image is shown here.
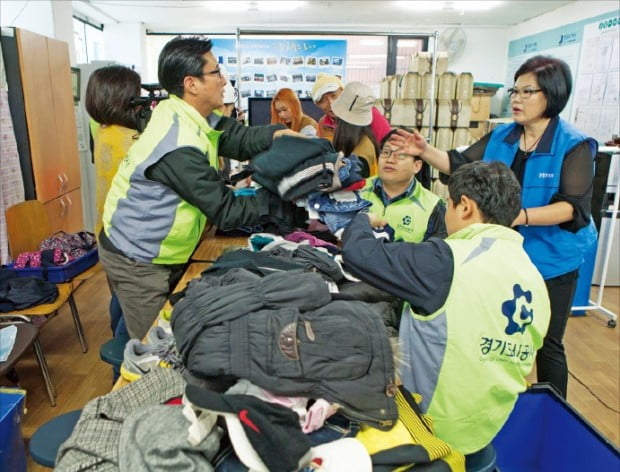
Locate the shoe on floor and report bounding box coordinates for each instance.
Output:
[120,339,164,382]
[120,338,183,382]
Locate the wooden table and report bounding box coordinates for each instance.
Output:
[112,232,249,391]
[190,226,249,262]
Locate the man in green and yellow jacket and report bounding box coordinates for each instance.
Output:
[361,130,446,242]
[99,36,293,339]
[343,161,550,457]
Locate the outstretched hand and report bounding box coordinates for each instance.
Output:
[273,128,307,139]
[389,128,427,156]
[367,212,388,229]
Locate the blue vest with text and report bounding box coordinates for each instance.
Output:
[483,118,597,279]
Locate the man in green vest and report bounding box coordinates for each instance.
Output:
[361,129,446,242]
[342,161,550,457]
[99,36,294,339]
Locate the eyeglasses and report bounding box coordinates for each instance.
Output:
[379,148,414,161]
[507,87,543,99]
[200,67,223,79]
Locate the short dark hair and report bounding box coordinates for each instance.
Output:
[158,36,213,97]
[514,55,572,118]
[448,161,521,227]
[85,65,141,129]
[380,128,422,161]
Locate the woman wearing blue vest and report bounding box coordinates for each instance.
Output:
[390,55,597,398]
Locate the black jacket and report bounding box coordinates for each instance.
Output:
[172,270,398,429]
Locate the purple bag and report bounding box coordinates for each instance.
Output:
[39,231,96,261]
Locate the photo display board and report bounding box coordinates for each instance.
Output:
[212,38,347,111]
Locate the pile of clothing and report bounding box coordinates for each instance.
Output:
[243,135,373,236]
[56,240,464,472]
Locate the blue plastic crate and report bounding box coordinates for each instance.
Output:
[493,384,619,471]
[0,389,26,472]
[8,248,98,283]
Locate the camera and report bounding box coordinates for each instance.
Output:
[131,83,168,132]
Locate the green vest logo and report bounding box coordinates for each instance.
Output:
[402,215,412,226]
[501,284,534,335]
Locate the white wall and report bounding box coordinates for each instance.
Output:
[102,23,147,74]
[1,0,76,64]
[0,0,55,37]
[495,1,620,116]
[510,1,618,39]
[51,1,76,64]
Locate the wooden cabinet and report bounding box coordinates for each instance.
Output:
[44,188,84,234]
[1,27,83,231]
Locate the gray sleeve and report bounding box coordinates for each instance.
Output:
[341,213,454,315]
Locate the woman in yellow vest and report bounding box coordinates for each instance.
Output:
[85,65,142,235]
[85,65,142,345]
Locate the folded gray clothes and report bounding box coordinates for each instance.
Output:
[118,405,222,472]
[55,368,186,472]
[250,135,338,177]
[253,152,340,198]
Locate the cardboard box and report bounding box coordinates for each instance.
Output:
[436,100,471,128]
[390,99,434,129]
[470,94,491,122]
[469,121,487,141]
[409,51,448,75]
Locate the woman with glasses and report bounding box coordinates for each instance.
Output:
[390,55,597,399]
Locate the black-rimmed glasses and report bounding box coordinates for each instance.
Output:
[507,87,542,99]
[201,67,223,79]
[379,148,413,161]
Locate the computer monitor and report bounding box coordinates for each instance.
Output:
[247,97,324,126]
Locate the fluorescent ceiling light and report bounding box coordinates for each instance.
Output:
[395,1,502,11]
[205,1,305,12]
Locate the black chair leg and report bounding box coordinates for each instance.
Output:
[67,294,88,353]
[32,337,56,406]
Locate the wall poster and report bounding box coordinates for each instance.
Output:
[571,15,619,143]
[503,23,583,120]
[212,38,347,110]
[503,8,619,137]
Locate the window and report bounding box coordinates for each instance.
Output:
[73,16,105,64]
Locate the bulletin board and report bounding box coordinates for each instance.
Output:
[571,15,619,142]
[212,38,347,111]
[503,9,619,142]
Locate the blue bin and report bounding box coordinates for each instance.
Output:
[571,236,598,316]
[493,385,619,471]
[8,248,98,283]
[0,389,27,472]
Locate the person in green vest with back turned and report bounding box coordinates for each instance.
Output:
[99,36,293,339]
[360,129,446,242]
[342,161,551,457]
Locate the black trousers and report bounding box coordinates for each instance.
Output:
[536,269,579,398]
